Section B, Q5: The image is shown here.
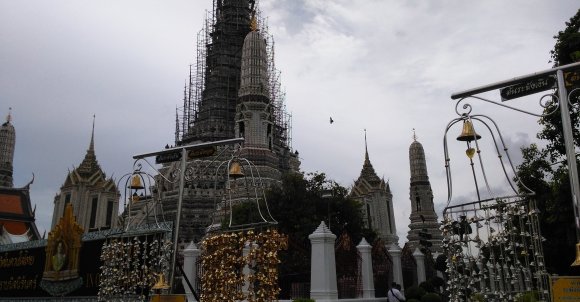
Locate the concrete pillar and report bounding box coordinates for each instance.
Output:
[182,241,200,302]
[388,243,403,287]
[309,221,338,301]
[356,238,375,298]
[413,248,426,284]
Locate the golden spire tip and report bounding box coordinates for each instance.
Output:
[250,11,257,31]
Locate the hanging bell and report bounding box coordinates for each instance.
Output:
[457,119,482,142]
[129,174,144,189]
[571,243,580,266]
[229,161,244,179]
[151,272,170,290]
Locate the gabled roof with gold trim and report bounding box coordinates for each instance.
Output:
[350,140,391,198]
[61,123,117,193]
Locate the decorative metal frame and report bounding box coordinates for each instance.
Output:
[117,160,173,231]
[443,62,580,301]
[210,146,278,232]
[129,137,245,291]
[442,97,556,301]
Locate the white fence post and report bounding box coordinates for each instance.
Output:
[182,241,200,302]
[309,221,338,301]
[356,238,375,298]
[413,247,426,284]
[388,243,404,288]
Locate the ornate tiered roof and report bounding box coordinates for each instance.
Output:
[0,183,41,244]
[62,123,115,192]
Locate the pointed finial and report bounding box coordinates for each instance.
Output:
[364,129,369,162]
[413,128,417,141]
[250,11,258,31]
[90,114,95,151]
[6,107,12,123]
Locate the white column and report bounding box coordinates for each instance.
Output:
[182,241,200,302]
[309,221,338,301]
[356,238,375,298]
[413,248,426,284]
[388,243,403,287]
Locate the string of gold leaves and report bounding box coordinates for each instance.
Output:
[200,229,288,302]
[245,229,288,302]
[200,232,245,302]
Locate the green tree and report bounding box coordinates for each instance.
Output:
[231,172,376,278]
[516,9,580,275]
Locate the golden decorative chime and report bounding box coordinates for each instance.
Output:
[228,160,244,179]
[151,272,170,291]
[457,118,481,159]
[572,243,580,266]
[129,174,144,202]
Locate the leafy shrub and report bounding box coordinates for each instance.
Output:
[421,292,442,302]
[405,285,427,300]
[430,276,445,288]
[292,299,315,302]
[517,291,539,302]
[419,280,435,293]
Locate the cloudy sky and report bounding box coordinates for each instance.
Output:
[1,0,578,244]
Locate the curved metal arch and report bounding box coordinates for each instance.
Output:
[443,117,466,208]
[470,114,535,196]
[211,154,278,231]
[455,94,560,118]
[443,114,535,213]
[118,163,164,231]
[567,87,580,107]
[132,158,177,184]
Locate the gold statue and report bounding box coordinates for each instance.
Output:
[51,241,67,271]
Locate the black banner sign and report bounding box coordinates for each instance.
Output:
[500,75,556,101]
[155,146,217,164]
[0,240,103,297]
[187,146,216,159]
[155,151,182,164]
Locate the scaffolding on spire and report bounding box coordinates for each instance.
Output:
[175,0,292,152]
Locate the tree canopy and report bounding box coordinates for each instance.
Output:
[230,171,375,278]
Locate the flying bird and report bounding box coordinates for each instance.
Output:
[329,117,334,124]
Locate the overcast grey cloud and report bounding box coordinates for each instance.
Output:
[1,0,577,244]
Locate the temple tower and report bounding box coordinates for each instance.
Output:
[0,109,15,188]
[350,132,398,246]
[179,0,254,144]
[0,108,41,244]
[406,132,442,252]
[152,0,299,243]
[234,15,281,183]
[51,119,120,232]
